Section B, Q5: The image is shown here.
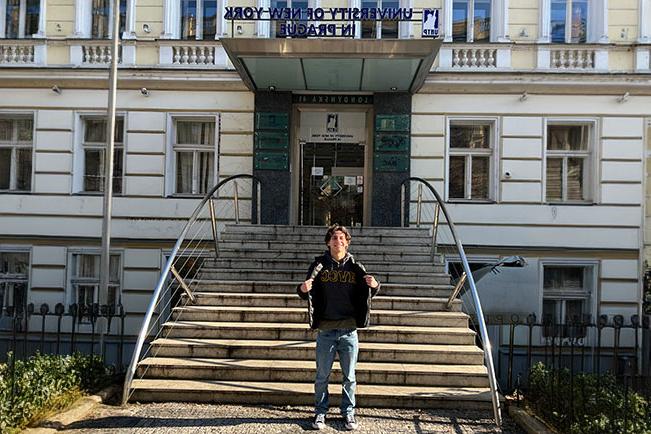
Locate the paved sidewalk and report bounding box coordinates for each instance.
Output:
[63,403,525,433]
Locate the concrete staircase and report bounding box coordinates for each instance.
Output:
[130,225,493,408]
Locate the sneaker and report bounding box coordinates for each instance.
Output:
[312,413,326,430]
[344,414,358,430]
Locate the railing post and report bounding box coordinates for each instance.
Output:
[416,183,423,227]
[171,265,196,303]
[208,197,219,259]
[233,181,240,224]
[256,180,261,224]
[400,183,406,227]
[432,203,440,260]
[446,272,466,310]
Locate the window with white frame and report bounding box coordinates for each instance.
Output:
[448,120,494,201]
[81,117,125,194]
[69,253,121,307]
[0,250,29,311]
[545,122,592,202]
[542,264,593,337]
[0,116,33,192]
[452,0,491,42]
[550,0,587,43]
[180,0,220,39]
[173,119,216,195]
[361,0,399,39]
[91,0,127,38]
[3,0,40,38]
[268,0,309,38]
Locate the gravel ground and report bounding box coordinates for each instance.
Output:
[63,403,525,433]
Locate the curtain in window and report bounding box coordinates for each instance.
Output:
[0,149,10,189]
[546,158,563,201]
[471,156,489,199]
[176,121,214,146]
[544,267,583,289]
[17,119,33,141]
[198,151,214,194]
[16,149,32,191]
[84,149,104,191]
[548,125,587,151]
[78,254,99,278]
[0,119,12,141]
[0,252,29,274]
[567,158,584,201]
[176,152,194,193]
[25,0,40,36]
[5,0,21,38]
[570,0,587,43]
[449,156,465,198]
[92,0,110,38]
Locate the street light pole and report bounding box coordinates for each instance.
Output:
[99,0,121,352]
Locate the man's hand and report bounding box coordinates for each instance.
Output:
[364,275,379,289]
[300,278,313,293]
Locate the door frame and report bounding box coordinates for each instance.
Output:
[291,103,374,226]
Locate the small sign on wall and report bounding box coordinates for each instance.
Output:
[422,9,440,38]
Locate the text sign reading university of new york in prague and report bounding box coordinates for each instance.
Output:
[224,7,440,38]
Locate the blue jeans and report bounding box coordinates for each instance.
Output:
[314,328,359,417]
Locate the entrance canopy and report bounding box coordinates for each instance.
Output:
[221,38,441,94]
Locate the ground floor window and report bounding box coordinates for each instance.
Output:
[0,250,29,311]
[542,264,594,338]
[69,252,121,313]
[172,118,217,195]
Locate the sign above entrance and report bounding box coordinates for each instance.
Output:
[293,94,373,105]
[299,111,366,144]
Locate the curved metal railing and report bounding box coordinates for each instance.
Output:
[121,174,261,404]
[400,176,502,427]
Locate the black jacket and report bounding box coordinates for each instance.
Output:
[296,251,380,329]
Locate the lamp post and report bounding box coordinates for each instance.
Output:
[99,0,121,351]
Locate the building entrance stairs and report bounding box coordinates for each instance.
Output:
[130,225,493,409]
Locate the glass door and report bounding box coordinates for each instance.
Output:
[301,142,365,226]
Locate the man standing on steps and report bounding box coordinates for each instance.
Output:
[297,225,380,431]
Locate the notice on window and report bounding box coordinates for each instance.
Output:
[344,176,356,186]
[311,166,324,176]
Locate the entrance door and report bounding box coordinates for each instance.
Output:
[301,142,365,226]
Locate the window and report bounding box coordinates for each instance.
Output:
[4,0,40,38]
[550,0,587,43]
[91,0,127,38]
[448,120,493,201]
[181,0,219,39]
[0,251,29,312]
[361,0,399,39]
[545,123,592,202]
[268,0,308,38]
[81,117,124,194]
[542,264,593,338]
[173,119,216,195]
[0,116,33,192]
[70,253,121,308]
[452,0,491,42]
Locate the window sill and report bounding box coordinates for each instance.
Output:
[0,190,32,194]
[73,192,124,196]
[544,201,595,206]
[169,194,205,199]
[447,199,497,204]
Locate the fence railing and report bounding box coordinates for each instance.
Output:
[400,177,502,426]
[121,174,261,404]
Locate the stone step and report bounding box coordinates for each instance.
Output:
[198,269,452,285]
[215,249,435,263]
[149,338,485,365]
[186,292,462,312]
[129,379,494,409]
[221,231,432,245]
[203,258,445,273]
[218,240,433,255]
[136,358,489,388]
[171,306,469,328]
[190,280,454,298]
[161,321,477,345]
[224,224,432,238]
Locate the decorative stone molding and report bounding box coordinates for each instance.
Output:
[437,44,511,70]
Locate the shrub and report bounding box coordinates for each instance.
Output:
[527,362,651,434]
[0,352,112,432]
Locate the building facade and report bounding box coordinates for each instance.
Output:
[0,0,650,370]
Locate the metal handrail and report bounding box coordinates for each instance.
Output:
[400,176,502,427]
[121,174,261,405]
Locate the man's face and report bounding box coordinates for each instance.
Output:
[327,230,349,256]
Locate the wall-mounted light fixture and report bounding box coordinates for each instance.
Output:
[519,91,528,102]
[51,85,62,94]
[268,85,276,91]
[236,25,243,35]
[142,23,151,33]
[390,86,398,91]
[140,87,150,97]
[617,91,629,103]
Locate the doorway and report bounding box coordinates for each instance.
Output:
[301,142,365,226]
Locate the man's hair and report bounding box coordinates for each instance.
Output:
[324,225,352,244]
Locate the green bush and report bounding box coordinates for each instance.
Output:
[527,362,651,434]
[0,352,112,432]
